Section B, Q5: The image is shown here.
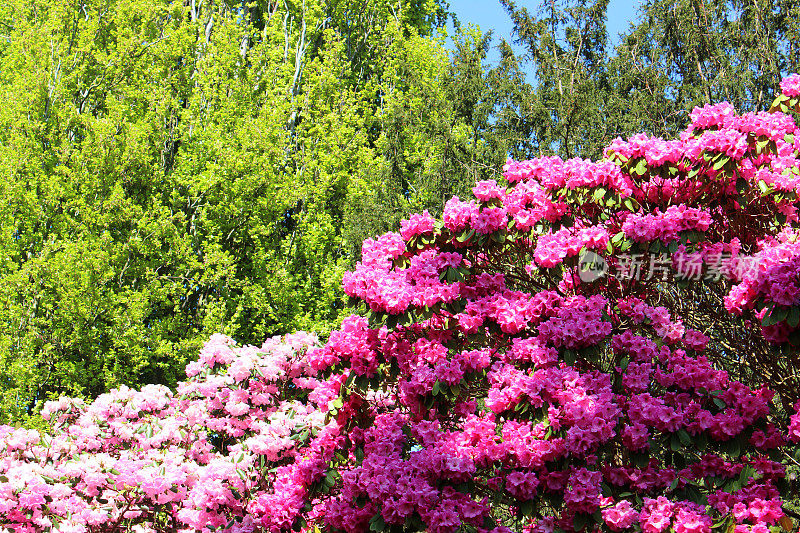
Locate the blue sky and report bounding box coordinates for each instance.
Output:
[445,0,642,64]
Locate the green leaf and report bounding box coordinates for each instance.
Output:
[683,484,706,505]
[773,306,789,324]
[736,177,749,195]
[397,311,414,327]
[739,465,756,486]
[572,513,589,531]
[725,438,742,458]
[324,469,338,488]
[369,514,386,532]
[685,230,704,244]
[573,513,588,531]
[633,452,649,469]
[758,180,773,196]
[593,187,607,201]
[456,229,475,243]
[787,307,800,328]
[762,304,787,327]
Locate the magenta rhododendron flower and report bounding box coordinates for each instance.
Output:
[779,73,800,97]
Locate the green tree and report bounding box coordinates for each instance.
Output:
[499,0,613,158]
[499,0,800,159]
[1,0,511,424]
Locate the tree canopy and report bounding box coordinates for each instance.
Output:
[497,0,800,159]
[0,0,519,424]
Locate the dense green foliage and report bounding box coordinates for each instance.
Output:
[0,0,516,424]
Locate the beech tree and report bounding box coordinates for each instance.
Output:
[0,0,516,425]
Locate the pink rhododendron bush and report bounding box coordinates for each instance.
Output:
[7,77,800,533]
[0,332,335,532]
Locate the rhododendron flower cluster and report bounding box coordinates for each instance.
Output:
[297,75,800,533]
[780,74,800,98]
[0,332,340,532]
[6,77,800,533]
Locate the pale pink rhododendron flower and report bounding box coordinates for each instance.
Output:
[0,332,335,532]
